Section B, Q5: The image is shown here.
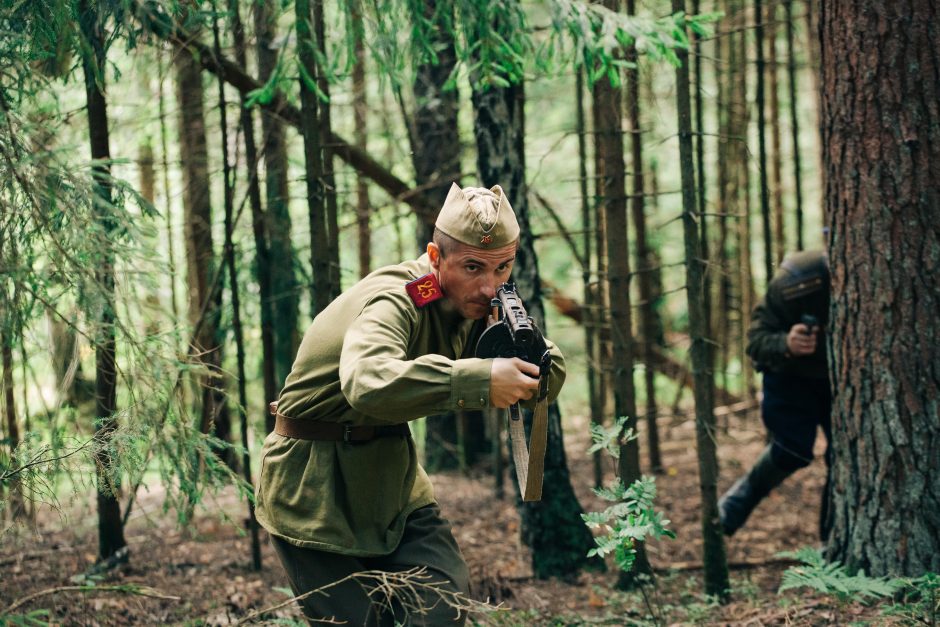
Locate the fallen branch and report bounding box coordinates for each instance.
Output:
[4,584,181,616]
[234,566,501,625]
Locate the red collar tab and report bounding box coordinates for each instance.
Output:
[405,273,444,307]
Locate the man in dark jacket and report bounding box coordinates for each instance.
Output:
[719,250,832,538]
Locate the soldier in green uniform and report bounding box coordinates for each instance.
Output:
[256,183,566,625]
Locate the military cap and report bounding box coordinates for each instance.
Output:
[435,183,520,249]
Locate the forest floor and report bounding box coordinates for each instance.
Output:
[0,408,904,626]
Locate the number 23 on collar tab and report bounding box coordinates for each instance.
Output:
[405,273,444,307]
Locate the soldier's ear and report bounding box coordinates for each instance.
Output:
[427,242,441,269]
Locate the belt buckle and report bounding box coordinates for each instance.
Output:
[343,425,353,443]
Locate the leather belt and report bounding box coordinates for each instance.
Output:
[270,402,410,442]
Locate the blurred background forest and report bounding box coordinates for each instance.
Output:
[1,0,937,624]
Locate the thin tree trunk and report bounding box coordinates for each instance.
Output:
[254,1,300,386]
[577,69,603,489]
[754,0,774,284]
[296,0,330,318]
[626,0,661,475]
[784,0,804,250]
[693,0,711,344]
[715,0,733,398]
[228,0,276,434]
[472,74,593,579]
[674,0,730,598]
[79,0,127,562]
[351,1,371,279]
[1,327,24,518]
[157,49,181,339]
[735,2,755,399]
[313,0,341,300]
[592,0,651,582]
[212,4,261,571]
[175,8,228,452]
[822,0,940,577]
[767,0,785,263]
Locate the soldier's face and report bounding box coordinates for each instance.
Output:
[429,241,517,319]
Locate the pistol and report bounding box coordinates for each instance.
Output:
[801,314,819,334]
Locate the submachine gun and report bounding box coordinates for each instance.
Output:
[475,282,551,501]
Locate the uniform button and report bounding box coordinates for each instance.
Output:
[457,399,465,408]
[479,398,486,406]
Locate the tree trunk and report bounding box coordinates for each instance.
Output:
[766,0,785,263]
[783,0,804,251]
[1,326,24,518]
[79,0,127,562]
[628,0,662,475]
[673,0,729,598]
[472,77,593,579]
[821,0,940,577]
[228,0,277,433]
[715,0,733,397]
[212,4,262,571]
[576,68,604,488]
[754,0,774,285]
[313,0,341,300]
[296,0,331,318]
[351,1,371,279]
[175,11,230,453]
[592,0,651,583]
[735,1,755,399]
[254,1,300,387]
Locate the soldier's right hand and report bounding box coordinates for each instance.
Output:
[786,323,817,356]
[489,357,540,408]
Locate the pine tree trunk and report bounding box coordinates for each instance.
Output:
[472,77,593,579]
[1,326,24,518]
[212,5,262,571]
[576,68,603,488]
[175,12,229,452]
[296,0,331,318]
[351,1,371,279]
[783,0,804,250]
[629,0,661,474]
[767,0,785,263]
[592,0,651,581]
[673,0,729,597]
[715,0,733,396]
[735,1,755,398]
[821,0,940,577]
[79,0,127,562]
[754,0,774,283]
[254,1,300,386]
[228,0,277,433]
[313,0,341,300]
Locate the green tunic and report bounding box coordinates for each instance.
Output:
[255,254,565,556]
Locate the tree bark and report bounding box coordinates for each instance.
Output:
[254,0,300,386]
[175,9,230,453]
[212,3,261,571]
[673,0,729,598]
[592,0,651,583]
[296,0,331,317]
[766,0,785,263]
[754,0,774,286]
[783,0,804,250]
[351,1,371,279]
[821,0,940,577]
[472,77,593,579]
[79,0,127,562]
[627,0,662,474]
[228,0,277,433]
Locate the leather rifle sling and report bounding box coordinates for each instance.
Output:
[507,371,550,502]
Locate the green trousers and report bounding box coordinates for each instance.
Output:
[271,504,470,626]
